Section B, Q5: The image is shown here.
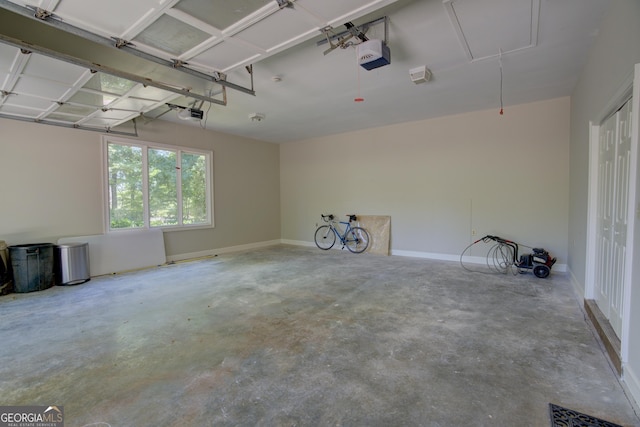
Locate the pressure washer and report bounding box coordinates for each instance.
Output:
[460,235,557,278]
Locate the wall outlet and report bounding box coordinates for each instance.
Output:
[472,229,477,236]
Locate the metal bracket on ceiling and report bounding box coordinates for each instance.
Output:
[245,64,255,92]
[318,21,371,55]
[344,22,369,44]
[31,7,54,20]
[317,16,387,49]
[382,16,388,45]
[23,4,57,21]
[171,59,189,69]
[275,0,294,9]
[212,71,228,82]
[320,28,355,55]
[111,37,135,49]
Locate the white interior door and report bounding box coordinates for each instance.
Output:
[596,110,616,323]
[611,100,633,334]
[595,98,632,337]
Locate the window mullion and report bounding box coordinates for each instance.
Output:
[142,147,150,229]
[206,152,213,225]
[176,151,183,226]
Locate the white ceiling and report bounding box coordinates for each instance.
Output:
[0,0,612,142]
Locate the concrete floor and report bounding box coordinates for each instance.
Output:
[0,245,638,427]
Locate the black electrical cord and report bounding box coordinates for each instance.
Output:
[460,235,534,275]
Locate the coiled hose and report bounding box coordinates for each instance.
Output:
[460,235,528,275]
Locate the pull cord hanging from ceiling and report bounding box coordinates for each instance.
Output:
[354,56,364,102]
[499,49,504,115]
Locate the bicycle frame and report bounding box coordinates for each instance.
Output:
[327,219,355,246]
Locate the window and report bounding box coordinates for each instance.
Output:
[104,136,213,231]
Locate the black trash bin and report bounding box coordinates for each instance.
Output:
[0,240,13,295]
[9,243,55,293]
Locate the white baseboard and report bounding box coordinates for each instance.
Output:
[391,249,462,262]
[623,363,640,414]
[566,266,586,300]
[282,240,570,270]
[166,239,281,263]
[281,239,316,247]
[552,263,567,272]
[170,239,569,274]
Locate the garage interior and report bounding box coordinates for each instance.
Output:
[1,246,638,426]
[1,0,640,426]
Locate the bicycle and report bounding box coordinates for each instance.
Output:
[314,214,370,253]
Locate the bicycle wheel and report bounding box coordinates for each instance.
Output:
[314,225,336,250]
[345,227,369,253]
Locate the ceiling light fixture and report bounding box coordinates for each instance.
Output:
[249,113,265,122]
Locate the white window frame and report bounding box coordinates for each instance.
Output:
[102,135,214,232]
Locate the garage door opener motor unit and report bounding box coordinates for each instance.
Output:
[357,39,390,70]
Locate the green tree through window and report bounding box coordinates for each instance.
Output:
[108,144,143,229]
[149,148,178,227]
[106,138,212,230]
[182,152,207,224]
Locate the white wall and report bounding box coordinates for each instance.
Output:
[281,97,570,265]
[568,0,640,407]
[0,117,281,258]
[569,0,640,292]
[630,65,640,411]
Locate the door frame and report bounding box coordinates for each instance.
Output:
[585,64,640,366]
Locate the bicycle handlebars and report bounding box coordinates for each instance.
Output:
[321,214,358,222]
